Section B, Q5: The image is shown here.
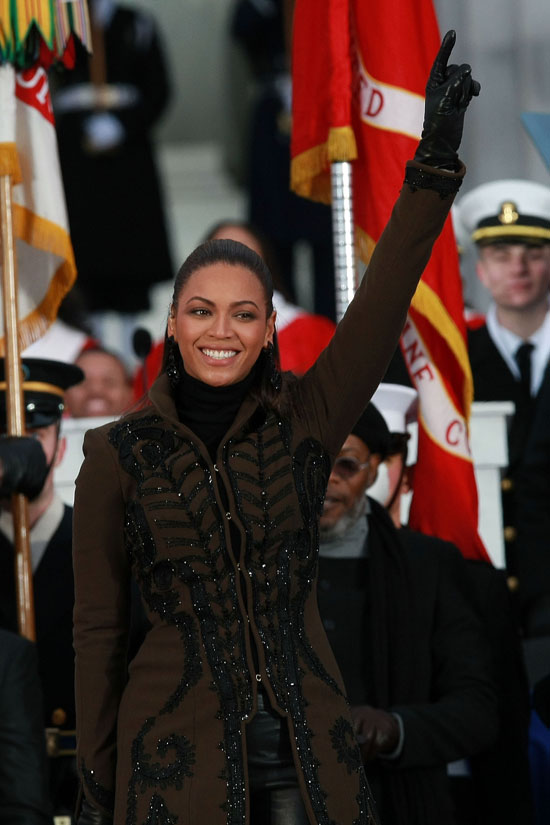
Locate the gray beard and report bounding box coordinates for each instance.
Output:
[319,495,367,542]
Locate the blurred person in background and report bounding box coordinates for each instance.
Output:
[231,0,337,319]
[317,401,498,825]
[456,180,550,638]
[370,383,534,825]
[0,628,51,825]
[50,0,174,356]
[0,359,84,817]
[66,347,134,419]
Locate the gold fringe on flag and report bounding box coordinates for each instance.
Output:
[0,142,21,183]
[291,126,357,204]
[411,280,474,417]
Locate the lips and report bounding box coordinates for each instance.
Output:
[322,493,342,512]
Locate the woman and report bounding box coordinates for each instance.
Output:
[74,32,478,825]
[132,220,336,395]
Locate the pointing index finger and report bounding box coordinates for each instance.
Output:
[430,29,456,84]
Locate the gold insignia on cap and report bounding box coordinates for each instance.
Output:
[498,201,519,225]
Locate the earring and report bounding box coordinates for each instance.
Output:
[266,342,282,392]
[166,335,182,388]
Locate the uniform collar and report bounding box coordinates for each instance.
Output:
[0,494,64,572]
[486,302,550,393]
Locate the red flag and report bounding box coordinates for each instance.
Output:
[291,0,490,562]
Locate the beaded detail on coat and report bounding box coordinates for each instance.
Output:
[105,408,370,824]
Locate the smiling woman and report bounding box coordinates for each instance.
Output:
[72,32,478,825]
[167,255,276,388]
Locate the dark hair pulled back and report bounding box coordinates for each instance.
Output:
[163,239,287,412]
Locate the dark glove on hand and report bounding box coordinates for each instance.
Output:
[352,704,401,763]
[0,436,48,499]
[414,29,480,171]
[77,799,114,825]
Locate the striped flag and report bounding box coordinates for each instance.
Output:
[290,0,489,561]
[0,1,91,65]
[0,61,77,352]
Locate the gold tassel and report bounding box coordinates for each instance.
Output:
[327,126,358,162]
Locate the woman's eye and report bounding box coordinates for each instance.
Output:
[190,308,210,316]
[236,311,255,320]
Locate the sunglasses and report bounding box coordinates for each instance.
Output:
[332,456,370,480]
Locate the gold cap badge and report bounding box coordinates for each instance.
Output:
[498,201,519,225]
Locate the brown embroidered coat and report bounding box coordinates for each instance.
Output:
[73,166,460,825]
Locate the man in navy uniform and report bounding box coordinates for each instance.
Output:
[0,358,84,816]
[456,180,550,636]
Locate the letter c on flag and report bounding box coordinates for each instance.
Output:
[446,420,463,447]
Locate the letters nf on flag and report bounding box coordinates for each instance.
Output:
[0,61,76,353]
[290,0,489,561]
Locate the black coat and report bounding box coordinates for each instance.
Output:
[468,324,550,628]
[0,629,51,824]
[0,505,77,814]
[317,503,498,825]
[51,6,173,313]
[0,505,75,729]
[462,559,534,825]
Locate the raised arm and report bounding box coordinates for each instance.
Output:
[295,31,479,456]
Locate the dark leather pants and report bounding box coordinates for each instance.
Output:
[246,690,309,825]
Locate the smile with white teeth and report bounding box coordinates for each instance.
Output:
[202,348,238,360]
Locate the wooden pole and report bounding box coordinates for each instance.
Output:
[0,173,35,641]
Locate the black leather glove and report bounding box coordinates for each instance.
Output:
[414,30,480,171]
[0,436,48,499]
[77,799,114,825]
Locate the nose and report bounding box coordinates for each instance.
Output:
[510,248,529,275]
[208,312,232,338]
[327,467,341,485]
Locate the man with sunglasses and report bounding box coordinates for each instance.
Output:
[317,401,498,825]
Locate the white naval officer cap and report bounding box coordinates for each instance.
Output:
[455,179,550,247]
[451,204,469,257]
[371,383,418,434]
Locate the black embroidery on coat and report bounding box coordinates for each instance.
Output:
[127,717,195,824]
[109,415,251,825]
[81,759,115,813]
[292,439,343,694]
[145,793,179,825]
[226,422,346,824]
[329,717,362,775]
[107,411,370,824]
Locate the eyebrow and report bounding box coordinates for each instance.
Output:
[185,296,261,309]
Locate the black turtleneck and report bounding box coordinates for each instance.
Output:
[174,365,257,459]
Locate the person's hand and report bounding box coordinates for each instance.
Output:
[351,704,401,762]
[414,30,480,171]
[82,112,125,154]
[0,436,48,499]
[77,799,113,825]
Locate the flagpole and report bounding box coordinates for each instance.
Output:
[0,173,36,641]
[331,161,357,322]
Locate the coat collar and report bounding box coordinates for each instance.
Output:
[147,372,262,446]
